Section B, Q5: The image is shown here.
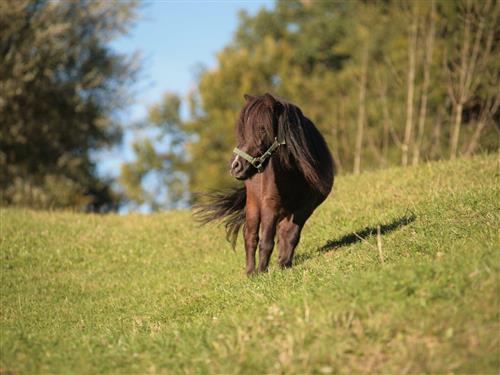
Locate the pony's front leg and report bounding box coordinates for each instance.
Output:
[244,204,260,276]
[257,208,278,273]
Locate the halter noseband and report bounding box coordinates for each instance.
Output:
[233,137,286,173]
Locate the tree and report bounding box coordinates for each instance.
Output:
[0,0,138,211]
[445,0,497,160]
[121,0,499,210]
[120,93,190,211]
[353,44,368,175]
[412,0,437,166]
[401,3,419,167]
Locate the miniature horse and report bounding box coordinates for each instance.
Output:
[195,93,334,275]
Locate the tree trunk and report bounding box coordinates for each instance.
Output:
[449,2,472,160]
[429,110,443,160]
[464,121,487,156]
[412,0,436,166]
[449,101,464,160]
[376,71,390,166]
[353,47,368,175]
[464,93,499,156]
[338,98,351,169]
[331,107,343,172]
[402,5,418,166]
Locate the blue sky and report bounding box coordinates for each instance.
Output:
[97,0,274,182]
[114,1,274,111]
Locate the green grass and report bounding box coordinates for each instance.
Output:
[1,154,499,374]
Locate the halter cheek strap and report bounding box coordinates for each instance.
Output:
[233,137,286,173]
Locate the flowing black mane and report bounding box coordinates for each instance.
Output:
[237,94,334,195]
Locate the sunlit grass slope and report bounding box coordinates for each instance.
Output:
[1,154,499,374]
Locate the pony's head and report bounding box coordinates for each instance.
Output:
[229,93,334,195]
[230,93,284,180]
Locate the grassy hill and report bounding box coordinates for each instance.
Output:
[1,154,499,374]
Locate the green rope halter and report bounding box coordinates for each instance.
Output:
[233,137,286,173]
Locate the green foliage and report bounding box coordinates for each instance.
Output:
[0,0,138,211]
[123,0,498,209]
[2,154,498,373]
[120,93,189,210]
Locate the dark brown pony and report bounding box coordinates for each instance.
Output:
[195,93,334,275]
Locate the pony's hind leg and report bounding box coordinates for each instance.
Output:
[257,208,278,273]
[277,208,313,268]
[277,216,301,268]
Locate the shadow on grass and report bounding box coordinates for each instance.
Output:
[294,213,416,265]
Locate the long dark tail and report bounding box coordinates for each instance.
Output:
[193,187,246,249]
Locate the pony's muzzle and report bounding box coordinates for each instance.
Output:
[231,157,242,173]
[230,156,244,178]
[230,156,253,180]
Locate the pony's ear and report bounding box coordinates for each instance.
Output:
[263,93,283,115]
[262,93,276,106]
[243,94,256,102]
